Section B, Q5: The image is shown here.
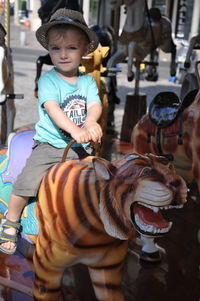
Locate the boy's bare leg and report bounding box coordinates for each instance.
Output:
[1,194,28,251]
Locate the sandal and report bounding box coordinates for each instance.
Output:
[0,217,21,255]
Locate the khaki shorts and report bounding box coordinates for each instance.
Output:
[12,141,94,197]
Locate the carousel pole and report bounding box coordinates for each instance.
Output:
[120,0,153,142]
[0,0,10,144]
[120,59,146,142]
[4,0,10,47]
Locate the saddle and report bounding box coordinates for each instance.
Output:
[2,129,35,183]
[149,90,198,128]
[147,89,198,160]
[0,129,38,236]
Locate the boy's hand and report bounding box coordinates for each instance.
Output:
[84,120,103,143]
[70,127,91,144]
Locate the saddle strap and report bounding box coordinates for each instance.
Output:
[155,116,183,160]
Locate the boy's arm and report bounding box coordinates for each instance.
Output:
[44,100,91,144]
[84,102,103,143]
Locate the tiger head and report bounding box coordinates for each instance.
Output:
[92,153,188,240]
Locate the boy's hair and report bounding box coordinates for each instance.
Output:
[36,8,99,53]
[46,24,90,45]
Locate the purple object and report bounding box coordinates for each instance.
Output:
[2,130,35,183]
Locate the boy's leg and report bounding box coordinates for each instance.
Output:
[0,142,93,253]
[0,194,28,252]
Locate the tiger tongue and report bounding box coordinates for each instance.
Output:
[134,204,169,228]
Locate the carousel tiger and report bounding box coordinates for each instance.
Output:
[32,153,187,300]
[0,130,187,300]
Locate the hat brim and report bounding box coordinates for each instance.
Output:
[36,21,99,53]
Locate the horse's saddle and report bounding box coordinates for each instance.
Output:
[2,129,35,183]
[149,90,198,128]
[146,89,198,160]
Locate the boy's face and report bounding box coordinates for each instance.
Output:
[47,27,89,77]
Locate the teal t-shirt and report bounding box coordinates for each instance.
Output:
[34,68,101,148]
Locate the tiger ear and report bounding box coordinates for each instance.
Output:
[92,158,116,181]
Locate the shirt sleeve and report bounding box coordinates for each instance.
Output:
[85,75,101,104]
[38,72,59,106]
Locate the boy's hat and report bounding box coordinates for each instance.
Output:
[36,8,99,53]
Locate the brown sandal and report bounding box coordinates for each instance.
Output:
[0,218,21,255]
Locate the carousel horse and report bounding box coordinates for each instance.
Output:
[0,129,187,300]
[90,25,120,131]
[107,0,176,81]
[0,24,15,144]
[179,33,200,100]
[131,87,200,257]
[131,86,200,252]
[38,0,82,24]
[131,88,200,193]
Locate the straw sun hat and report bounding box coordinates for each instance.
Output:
[36,8,99,53]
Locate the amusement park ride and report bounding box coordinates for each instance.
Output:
[0,0,199,300]
[106,0,176,142]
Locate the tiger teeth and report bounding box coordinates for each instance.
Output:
[138,202,159,212]
[176,204,184,209]
[135,214,172,234]
[153,207,159,213]
[138,202,183,211]
[159,204,183,210]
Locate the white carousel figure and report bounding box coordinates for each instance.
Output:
[0,23,15,144]
[107,0,176,81]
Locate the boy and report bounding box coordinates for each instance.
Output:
[0,8,102,254]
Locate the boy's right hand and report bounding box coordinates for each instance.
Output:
[70,127,91,144]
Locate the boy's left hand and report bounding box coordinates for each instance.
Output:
[84,120,103,143]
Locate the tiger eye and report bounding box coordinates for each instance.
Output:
[140,167,151,176]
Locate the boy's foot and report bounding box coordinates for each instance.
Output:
[0,218,21,254]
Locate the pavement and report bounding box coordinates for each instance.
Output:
[8,21,181,155]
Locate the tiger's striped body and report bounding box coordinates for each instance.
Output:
[34,157,128,300]
[32,153,187,301]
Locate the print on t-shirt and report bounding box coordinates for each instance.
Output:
[60,94,87,137]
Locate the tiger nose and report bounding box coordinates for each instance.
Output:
[170,179,181,188]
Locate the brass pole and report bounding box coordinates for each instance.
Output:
[4,0,10,47]
[14,0,19,25]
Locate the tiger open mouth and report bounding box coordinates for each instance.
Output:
[131,202,183,237]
